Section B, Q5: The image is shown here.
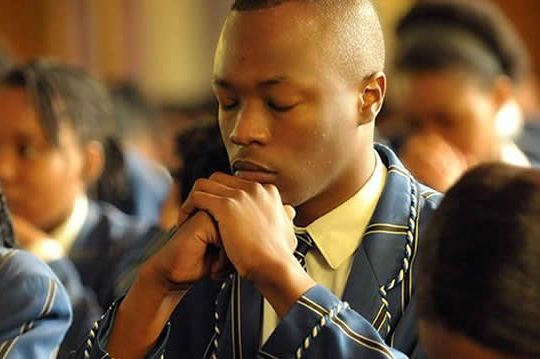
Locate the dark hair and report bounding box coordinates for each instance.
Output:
[173,120,230,201]
[418,163,540,357]
[0,185,15,249]
[1,60,131,202]
[232,0,374,11]
[2,60,114,145]
[395,0,530,85]
[232,0,296,11]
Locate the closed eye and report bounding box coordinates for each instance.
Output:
[267,101,298,113]
[219,99,239,112]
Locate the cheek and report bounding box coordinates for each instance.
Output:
[459,110,498,159]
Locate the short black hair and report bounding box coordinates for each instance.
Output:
[173,120,230,201]
[395,0,529,84]
[418,163,540,357]
[232,0,290,11]
[225,0,384,82]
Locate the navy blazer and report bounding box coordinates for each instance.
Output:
[51,201,155,357]
[69,200,154,306]
[0,248,72,358]
[73,144,442,359]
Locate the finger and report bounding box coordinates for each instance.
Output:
[210,172,275,194]
[182,190,233,226]
[283,205,296,220]
[181,179,239,217]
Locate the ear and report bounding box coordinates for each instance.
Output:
[81,141,105,185]
[357,71,386,126]
[491,75,513,109]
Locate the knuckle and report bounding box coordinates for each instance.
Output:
[209,172,223,181]
[222,196,237,211]
[192,178,208,190]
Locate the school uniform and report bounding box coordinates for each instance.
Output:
[44,197,155,356]
[0,248,72,359]
[72,144,442,359]
[124,149,172,226]
[517,119,540,166]
[67,198,155,306]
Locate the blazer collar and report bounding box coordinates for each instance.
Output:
[343,144,420,336]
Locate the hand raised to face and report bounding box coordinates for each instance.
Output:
[180,173,298,285]
[400,132,469,192]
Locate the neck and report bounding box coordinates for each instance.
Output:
[294,146,377,227]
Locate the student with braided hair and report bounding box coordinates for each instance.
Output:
[73,1,442,358]
[0,60,153,356]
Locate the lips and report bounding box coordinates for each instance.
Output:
[231,160,277,183]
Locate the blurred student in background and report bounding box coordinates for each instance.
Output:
[417,163,540,358]
[0,60,152,355]
[160,119,230,229]
[392,0,534,191]
[108,83,171,226]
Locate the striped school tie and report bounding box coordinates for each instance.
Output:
[294,231,314,271]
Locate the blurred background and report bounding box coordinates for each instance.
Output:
[1,0,537,106]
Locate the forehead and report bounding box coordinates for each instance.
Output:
[0,87,55,143]
[0,87,39,127]
[398,70,486,107]
[213,4,328,85]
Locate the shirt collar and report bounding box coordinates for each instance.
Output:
[502,141,530,167]
[295,151,387,269]
[50,195,89,253]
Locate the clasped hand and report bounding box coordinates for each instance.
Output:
[144,173,301,293]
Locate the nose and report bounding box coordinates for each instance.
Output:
[228,103,270,147]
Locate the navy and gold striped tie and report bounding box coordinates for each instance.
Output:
[294,231,314,271]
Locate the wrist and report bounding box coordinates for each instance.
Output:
[253,257,316,318]
[108,266,188,358]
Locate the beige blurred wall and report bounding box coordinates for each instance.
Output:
[2,0,538,105]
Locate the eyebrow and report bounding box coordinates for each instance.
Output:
[212,76,290,90]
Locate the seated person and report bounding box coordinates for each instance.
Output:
[417,163,540,358]
[160,119,230,229]
[0,185,72,358]
[393,0,532,191]
[106,83,172,226]
[71,1,442,358]
[0,60,153,355]
[114,120,231,297]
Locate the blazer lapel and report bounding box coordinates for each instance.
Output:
[342,245,387,334]
[342,144,419,339]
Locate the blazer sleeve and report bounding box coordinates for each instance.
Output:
[0,250,72,359]
[67,300,170,359]
[260,285,409,359]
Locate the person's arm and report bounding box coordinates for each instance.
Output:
[68,210,222,359]
[0,250,72,359]
[182,173,409,359]
[261,285,408,359]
